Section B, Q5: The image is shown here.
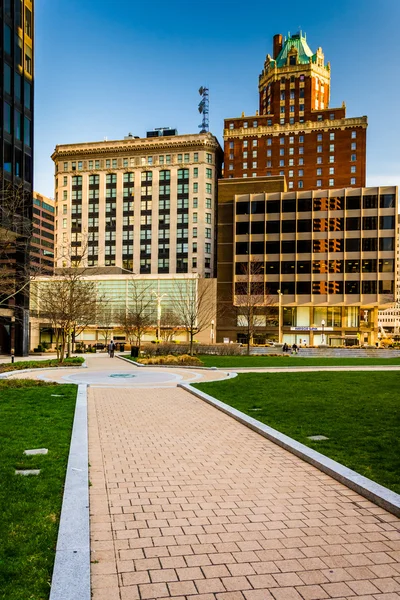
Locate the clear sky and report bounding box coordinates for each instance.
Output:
[35,0,400,198]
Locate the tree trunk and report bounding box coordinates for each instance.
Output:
[189,330,194,356]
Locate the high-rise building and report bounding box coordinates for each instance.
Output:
[216,180,397,346]
[51,131,222,277]
[31,192,55,274]
[0,0,34,355]
[224,32,367,191]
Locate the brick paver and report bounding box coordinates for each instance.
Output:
[88,380,400,599]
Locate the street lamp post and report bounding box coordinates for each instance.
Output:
[321,319,326,345]
[210,319,215,344]
[152,290,166,341]
[277,289,282,344]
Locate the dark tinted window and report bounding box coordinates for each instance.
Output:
[281,282,295,294]
[379,237,395,251]
[345,281,360,294]
[363,216,377,230]
[297,239,311,253]
[379,259,394,272]
[362,259,377,273]
[297,281,311,294]
[282,199,296,212]
[363,195,378,209]
[380,216,395,229]
[281,220,295,233]
[379,280,394,294]
[346,260,360,273]
[265,241,280,254]
[236,201,249,215]
[298,198,312,211]
[297,219,311,232]
[266,200,280,214]
[236,222,249,235]
[251,200,265,214]
[346,218,361,230]
[346,196,361,210]
[251,241,264,254]
[281,240,296,253]
[266,220,280,234]
[380,194,395,209]
[281,261,295,274]
[266,261,280,274]
[251,221,264,234]
[345,238,360,252]
[362,238,377,251]
[236,242,248,254]
[362,281,377,294]
[297,261,311,273]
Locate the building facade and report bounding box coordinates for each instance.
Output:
[224,32,367,191]
[51,131,222,278]
[30,273,216,350]
[217,180,397,346]
[378,223,400,335]
[31,192,55,274]
[0,0,34,355]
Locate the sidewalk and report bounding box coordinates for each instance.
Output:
[88,377,400,600]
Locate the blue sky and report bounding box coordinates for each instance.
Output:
[35,0,400,198]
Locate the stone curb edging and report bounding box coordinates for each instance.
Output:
[179,382,400,518]
[49,383,90,600]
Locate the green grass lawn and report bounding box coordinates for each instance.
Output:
[194,372,400,494]
[198,354,400,368]
[0,357,84,374]
[0,380,77,600]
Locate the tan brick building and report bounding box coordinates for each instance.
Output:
[224,32,367,191]
[51,131,222,277]
[217,179,397,346]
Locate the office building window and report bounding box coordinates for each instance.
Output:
[317,179,322,187]
[351,177,356,185]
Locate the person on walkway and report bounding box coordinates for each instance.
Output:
[108,339,116,358]
[282,343,289,353]
[292,343,298,354]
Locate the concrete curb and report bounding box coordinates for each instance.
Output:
[180,382,400,518]
[49,383,90,600]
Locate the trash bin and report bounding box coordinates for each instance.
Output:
[131,346,139,358]
[119,344,125,352]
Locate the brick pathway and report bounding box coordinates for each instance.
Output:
[88,385,400,600]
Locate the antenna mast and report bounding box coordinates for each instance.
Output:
[198,86,209,133]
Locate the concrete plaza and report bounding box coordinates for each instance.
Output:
[3,354,400,599]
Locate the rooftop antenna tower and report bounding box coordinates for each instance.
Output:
[198,86,209,133]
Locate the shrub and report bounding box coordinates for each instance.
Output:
[138,354,203,366]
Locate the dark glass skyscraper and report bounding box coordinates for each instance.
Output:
[0,0,34,355]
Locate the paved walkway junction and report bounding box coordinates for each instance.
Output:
[4,354,400,599]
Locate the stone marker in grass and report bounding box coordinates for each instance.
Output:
[24,448,48,455]
[15,469,41,475]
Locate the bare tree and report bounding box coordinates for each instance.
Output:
[0,178,33,306]
[117,280,155,349]
[31,245,103,362]
[234,262,276,354]
[159,308,182,342]
[172,277,216,356]
[96,305,114,348]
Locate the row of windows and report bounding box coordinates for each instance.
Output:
[235,216,395,236]
[236,195,396,214]
[236,237,395,255]
[235,259,394,274]
[234,280,392,295]
[61,153,213,172]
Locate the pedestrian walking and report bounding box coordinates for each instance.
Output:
[108,339,116,358]
[292,343,298,354]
